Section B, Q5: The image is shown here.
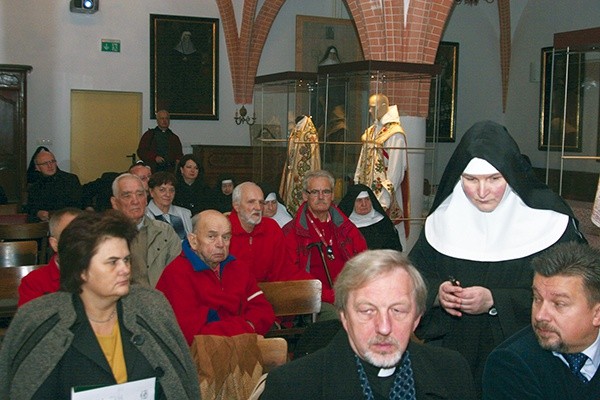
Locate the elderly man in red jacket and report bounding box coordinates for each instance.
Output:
[229,181,311,283]
[156,209,275,344]
[283,170,367,319]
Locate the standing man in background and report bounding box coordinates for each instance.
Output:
[137,110,183,173]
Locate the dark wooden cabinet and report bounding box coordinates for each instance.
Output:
[0,65,32,208]
[192,144,287,189]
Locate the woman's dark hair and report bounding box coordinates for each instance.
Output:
[26,146,51,184]
[175,154,204,182]
[59,210,137,294]
[148,171,177,189]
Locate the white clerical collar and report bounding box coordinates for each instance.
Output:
[378,366,396,377]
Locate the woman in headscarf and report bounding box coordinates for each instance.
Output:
[212,173,236,214]
[258,182,293,228]
[409,120,586,394]
[338,184,402,251]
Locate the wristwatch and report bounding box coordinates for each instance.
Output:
[488,305,498,316]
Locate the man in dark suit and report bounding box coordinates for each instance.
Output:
[483,242,600,400]
[261,249,476,400]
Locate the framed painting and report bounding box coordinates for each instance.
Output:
[150,14,219,120]
[427,41,459,143]
[538,47,584,152]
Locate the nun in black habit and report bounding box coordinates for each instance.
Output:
[338,184,402,251]
[409,120,586,393]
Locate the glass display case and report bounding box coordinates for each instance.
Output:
[313,61,441,201]
[252,71,317,187]
[540,27,600,201]
[253,62,442,245]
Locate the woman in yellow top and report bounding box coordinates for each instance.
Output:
[0,210,199,399]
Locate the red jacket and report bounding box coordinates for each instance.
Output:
[18,254,60,307]
[282,202,367,303]
[229,209,312,282]
[156,241,275,344]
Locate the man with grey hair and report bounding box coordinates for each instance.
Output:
[483,242,600,399]
[229,182,310,282]
[137,109,183,173]
[111,173,180,286]
[283,169,367,316]
[262,250,476,399]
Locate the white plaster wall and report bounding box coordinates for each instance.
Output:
[1,0,598,183]
[441,0,600,182]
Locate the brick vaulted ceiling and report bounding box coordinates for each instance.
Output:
[217,0,510,115]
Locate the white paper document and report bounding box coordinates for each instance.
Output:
[71,377,156,400]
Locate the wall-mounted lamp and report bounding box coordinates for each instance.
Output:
[234,105,256,126]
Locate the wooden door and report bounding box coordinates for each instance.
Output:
[0,65,32,207]
[70,90,142,184]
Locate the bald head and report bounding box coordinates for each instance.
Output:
[189,210,232,269]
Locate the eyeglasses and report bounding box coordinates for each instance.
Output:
[36,159,57,167]
[305,189,333,197]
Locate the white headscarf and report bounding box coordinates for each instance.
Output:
[425,159,568,261]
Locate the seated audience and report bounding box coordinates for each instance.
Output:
[259,182,293,228]
[483,242,600,400]
[156,210,275,344]
[173,154,212,216]
[111,173,181,286]
[283,169,367,318]
[145,171,192,240]
[261,249,477,399]
[81,161,150,212]
[229,182,310,282]
[26,145,49,186]
[81,171,120,211]
[26,148,82,222]
[128,160,152,194]
[18,207,83,306]
[213,174,236,213]
[338,183,402,251]
[0,210,199,399]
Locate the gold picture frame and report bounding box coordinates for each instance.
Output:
[427,42,458,143]
[150,14,219,120]
[538,47,584,152]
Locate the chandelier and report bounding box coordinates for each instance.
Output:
[455,0,494,4]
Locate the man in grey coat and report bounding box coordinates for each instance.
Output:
[111,173,181,286]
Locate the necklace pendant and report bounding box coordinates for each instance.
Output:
[326,245,335,260]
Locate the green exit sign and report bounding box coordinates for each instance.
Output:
[101,39,120,53]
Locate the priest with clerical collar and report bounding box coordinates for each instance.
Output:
[261,249,477,400]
